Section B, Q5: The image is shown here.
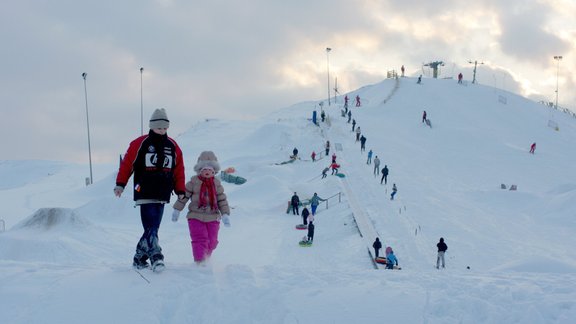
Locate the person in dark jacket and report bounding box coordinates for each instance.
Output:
[115,108,186,272]
[352,119,356,131]
[436,237,448,269]
[307,222,315,242]
[390,183,398,200]
[373,237,382,258]
[381,165,389,185]
[301,207,310,225]
[292,147,299,159]
[291,192,300,215]
[360,135,367,152]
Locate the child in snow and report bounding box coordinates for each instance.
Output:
[307,222,315,242]
[436,237,448,269]
[390,183,398,200]
[529,142,536,154]
[385,247,398,269]
[367,150,373,164]
[373,238,382,258]
[115,108,186,272]
[301,206,310,225]
[172,151,231,265]
[330,162,340,175]
[322,166,330,179]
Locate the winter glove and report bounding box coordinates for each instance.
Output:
[172,209,180,222]
[221,214,231,227]
[114,186,124,197]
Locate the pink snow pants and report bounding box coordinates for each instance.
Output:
[188,218,220,262]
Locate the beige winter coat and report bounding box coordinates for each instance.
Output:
[173,176,230,222]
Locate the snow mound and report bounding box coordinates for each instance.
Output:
[14,208,92,231]
[492,257,576,274]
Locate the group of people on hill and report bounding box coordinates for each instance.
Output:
[290,192,326,242]
[373,237,448,270]
[114,108,231,272]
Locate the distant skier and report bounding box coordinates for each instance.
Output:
[385,247,398,269]
[291,192,300,215]
[529,142,536,154]
[307,221,315,242]
[367,150,373,164]
[373,155,380,175]
[355,95,361,107]
[422,110,427,123]
[381,165,389,185]
[301,206,310,226]
[360,135,367,152]
[417,75,422,84]
[373,237,382,258]
[309,193,326,216]
[436,237,448,269]
[390,183,398,200]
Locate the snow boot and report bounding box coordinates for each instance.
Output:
[152,259,165,273]
[133,256,150,270]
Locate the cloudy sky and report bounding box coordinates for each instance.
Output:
[2,0,575,163]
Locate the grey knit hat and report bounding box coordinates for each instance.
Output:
[194,151,221,174]
[149,108,170,129]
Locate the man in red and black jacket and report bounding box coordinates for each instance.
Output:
[114,108,186,272]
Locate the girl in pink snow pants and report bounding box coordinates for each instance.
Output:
[172,151,231,264]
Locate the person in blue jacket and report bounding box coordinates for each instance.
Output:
[309,193,326,215]
[386,248,398,269]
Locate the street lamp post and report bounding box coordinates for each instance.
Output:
[140,67,144,135]
[468,60,484,84]
[326,47,331,106]
[553,56,562,110]
[81,72,93,185]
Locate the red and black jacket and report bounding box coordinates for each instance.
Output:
[116,130,186,202]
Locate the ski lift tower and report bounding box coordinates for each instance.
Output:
[423,61,444,78]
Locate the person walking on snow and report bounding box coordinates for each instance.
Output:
[325,140,330,156]
[352,119,356,131]
[321,110,326,122]
[381,165,389,185]
[330,162,340,175]
[386,248,398,269]
[373,156,380,175]
[332,153,337,164]
[172,151,231,266]
[417,75,422,84]
[355,95,361,107]
[309,193,326,215]
[436,237,448,269]
[422,110,427,123]
[311,151,316,162]
[401,65,405,77]
[529,142,536,154]
[292,147,299,159]
[356,127,361,142]
[360,135,367,152]
[290,192,300,215]
[347,110,352,123]
[115,108,186,272]
[322,166,329,179]
[390,183,398,200]
[301,206,310,225]
[367,150,373,164]
[373,237,382,258]
[458,73,463,84]
[307,221,315,242]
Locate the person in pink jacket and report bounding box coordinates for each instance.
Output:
[172,151,231,265]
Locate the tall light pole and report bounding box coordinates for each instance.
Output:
[553,56,562,110]
[81,72,93,185]
[326,47,331,106]
[468,60,484,84]
[140,67,144,135]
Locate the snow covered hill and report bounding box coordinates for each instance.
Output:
[1,76,575,323]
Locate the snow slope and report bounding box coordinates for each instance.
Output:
[1,76,575,323]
